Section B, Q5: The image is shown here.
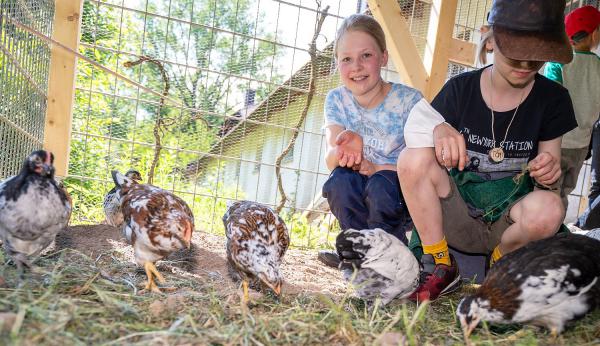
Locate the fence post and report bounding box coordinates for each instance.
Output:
[43,0,84,177]
[367,0,428,93]
[423,0,458,101]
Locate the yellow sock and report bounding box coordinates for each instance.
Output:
[490,245,503,266]
[423,237,451,266]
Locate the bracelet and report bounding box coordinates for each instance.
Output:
[533,180,559,191]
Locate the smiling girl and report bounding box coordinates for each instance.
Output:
[317,14,445,268]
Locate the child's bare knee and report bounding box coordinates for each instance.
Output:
[522,192,563,240]
[397,149,435,180]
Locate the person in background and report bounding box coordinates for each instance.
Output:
[317,14,445,268]
[476,24,493,68]
[544,5,600,210]
[575,119,600,230]
[398,0,577,301]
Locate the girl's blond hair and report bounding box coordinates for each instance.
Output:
[334,14,386,57]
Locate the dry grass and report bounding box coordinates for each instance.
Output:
[0,248,599,345]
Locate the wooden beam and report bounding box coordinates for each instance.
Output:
[448,38,476,67]
[423,0,458,100]
[44,0,84,177]
[367,0,428,92]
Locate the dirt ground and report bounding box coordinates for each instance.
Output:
[53,224,347,297]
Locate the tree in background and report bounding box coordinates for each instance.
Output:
[68,0,282,227]
[142,0,283,131]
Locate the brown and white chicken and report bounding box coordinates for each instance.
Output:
[0,150,71,275]
[112,170,194,293]
[103,169,142,226]
[222,200,289,305]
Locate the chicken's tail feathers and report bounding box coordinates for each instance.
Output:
[111,170,134,189]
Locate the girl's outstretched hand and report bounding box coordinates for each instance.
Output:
[336,130,363,168]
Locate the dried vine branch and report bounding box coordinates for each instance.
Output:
[123,56,170,184]
[275,3,329,213]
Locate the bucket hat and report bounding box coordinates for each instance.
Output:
[488,0,573,64]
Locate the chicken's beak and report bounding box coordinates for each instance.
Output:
[41,164,53,176]
[258,273,282,296]
[272,282,282,296]
[460,315,480,339]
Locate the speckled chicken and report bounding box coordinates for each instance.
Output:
[336,228,420,305]
[103,169,142,227]
[112,170,194,293]
[0,150,71,274]
[222,200,289,305]
[457,233,600,337]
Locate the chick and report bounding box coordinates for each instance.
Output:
[222,200,289,306]
[112,170,194,293]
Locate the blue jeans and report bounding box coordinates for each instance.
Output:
[322,167,410,244]
[589,119,600,204]
[576,118,600,229]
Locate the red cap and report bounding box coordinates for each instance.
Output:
[565,6,600,39]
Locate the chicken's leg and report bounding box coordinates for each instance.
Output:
[141,261,166,293]
[242,279,250,305]
[14,254,32,281]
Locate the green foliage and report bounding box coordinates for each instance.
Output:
[141,0,283,128]
[281,211,338,249]
[80,1,117,46]
[68,0,287,234]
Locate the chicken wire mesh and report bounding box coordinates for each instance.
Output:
[2,0,596,249]
[68,0,359,249]
[0,0,53,179]
[69,0,452,249]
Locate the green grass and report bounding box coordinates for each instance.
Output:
[0,249,599,345]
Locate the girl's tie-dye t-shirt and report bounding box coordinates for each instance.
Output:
[324,82,441,165]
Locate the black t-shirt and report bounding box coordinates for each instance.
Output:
[431,66,577,177]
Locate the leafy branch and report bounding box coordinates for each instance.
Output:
[123,56,171,184]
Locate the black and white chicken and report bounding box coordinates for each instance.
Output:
[336,228,420,305]
[222,200,289,306]
[457,233,600,337]
[0,150,71,274]
[584,228,600,240]
[103,169,142,226]
[112,170,194,293]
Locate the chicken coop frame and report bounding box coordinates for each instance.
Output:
[0,0,82,178]
[1,0,597,245]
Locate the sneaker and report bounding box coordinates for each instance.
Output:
[409,254,461,302]
[317,250,341,268]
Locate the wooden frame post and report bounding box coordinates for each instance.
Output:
[43,0,84,177]
[449,38,476,67]
[368,0,476,99]
[367,0,428,92]
[423,0,458,100]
